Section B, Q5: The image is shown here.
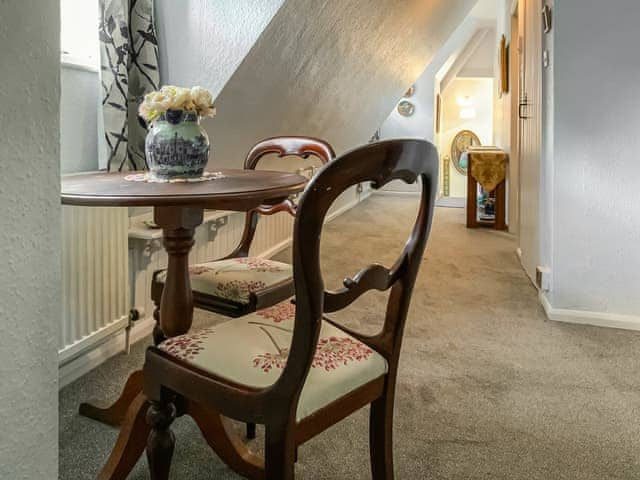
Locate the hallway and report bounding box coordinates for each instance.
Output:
[60,195,640,479]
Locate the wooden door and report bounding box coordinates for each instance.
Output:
[517,0,542,282]
[509,6,520,236]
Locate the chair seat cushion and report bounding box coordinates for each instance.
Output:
[158,300,388,421]
[156,257,292,305]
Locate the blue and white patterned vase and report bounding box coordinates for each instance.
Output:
[145,109,210,180]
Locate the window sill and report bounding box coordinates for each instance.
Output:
[61,54,99,74]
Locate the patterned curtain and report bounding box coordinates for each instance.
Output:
[99,0,159,171]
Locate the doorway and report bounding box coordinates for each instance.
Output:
[434,25,497,209]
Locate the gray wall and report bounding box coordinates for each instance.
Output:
[61,66,100,173]
[200,0,477,169]
[155,0,285,97]
[379,15,490,143]
[551,0,640,315]
[0,1,60,477]
[540,0,554,280]
[458,30,495,77]
[59,0,286,176]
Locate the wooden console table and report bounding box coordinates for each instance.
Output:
[466,147,508,231]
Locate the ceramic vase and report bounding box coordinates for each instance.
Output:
[145,109,210,180]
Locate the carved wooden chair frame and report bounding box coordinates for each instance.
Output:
[150,136,336,323]
[143,139,438,480]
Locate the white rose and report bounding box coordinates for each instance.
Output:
[190,86,214,112]
[199,105,217,118]
[144,91,172,113]
[155,86,188,110]
[171,87,191,110]
[140,86,216,120]
[138,102,159,122]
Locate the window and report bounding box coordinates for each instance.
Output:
[61,0,100,70]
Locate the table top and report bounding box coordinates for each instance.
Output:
[61,170,308,210]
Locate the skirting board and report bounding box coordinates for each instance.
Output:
[374,190,466,209]
[435,196,465,208]
[539,291,640,332]
[59,315,129,365]
[59,316,155,388]
[58,189,370,388]
[373,189,420,196]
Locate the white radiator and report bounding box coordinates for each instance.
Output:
[59,206,129,364]
[128,211,294,326]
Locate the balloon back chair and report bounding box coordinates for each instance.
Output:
[143,139,438,479]
[151,136,335,333]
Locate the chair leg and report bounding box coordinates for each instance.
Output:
[146,399,177,480]
[152,303,166,346]
[246,422,256,439]
[369,391,395,480]
[264,424,295,480]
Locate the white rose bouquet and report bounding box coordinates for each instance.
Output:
[139,85,216,123]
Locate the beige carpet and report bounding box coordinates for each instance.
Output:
[59,195,640,479]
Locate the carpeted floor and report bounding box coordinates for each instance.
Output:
[59,195,640,479]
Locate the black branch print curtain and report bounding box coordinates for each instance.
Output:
[99,0,159,171]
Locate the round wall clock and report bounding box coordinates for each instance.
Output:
[397,100,415,117]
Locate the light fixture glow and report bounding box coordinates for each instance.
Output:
[456,95,473,107]
[459,107,477,119]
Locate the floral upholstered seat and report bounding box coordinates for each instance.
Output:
[155,257,292,305]
[158,300,388,421]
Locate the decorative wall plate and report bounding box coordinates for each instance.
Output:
[450,130,481,175]
[397,100,415,117]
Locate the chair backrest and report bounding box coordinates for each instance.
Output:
[244,136,336,171]
[228,136,335,258]
[272,139,438,408]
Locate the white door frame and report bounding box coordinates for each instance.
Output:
[516,0,543,283]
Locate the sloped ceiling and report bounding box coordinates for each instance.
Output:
[458,27,497,78]
[438,26,493,90]
[155,0,286,97]
[200,0,478,168]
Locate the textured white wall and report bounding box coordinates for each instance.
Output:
[379,0,498,145]
[0,1,60,477]
[540,0,554,276]
[440,77,494,197]
[491,0,511,151]
[458,32,496,77]
[202,0,477,170]
[551,0,640,315]
[60,66,100,173]
[155,0,285,97]
[379,14,488,144]
[60,0,280,175]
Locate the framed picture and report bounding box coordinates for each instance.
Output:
[499,34,509,95]
[397,100,415,117]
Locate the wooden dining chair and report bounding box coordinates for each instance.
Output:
[143,139,438,480]
[151,136,335,326]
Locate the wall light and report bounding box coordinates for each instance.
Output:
[456,95,473,107]
[460,107,477,119]
[457,95,476,119]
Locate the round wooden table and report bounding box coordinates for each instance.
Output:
[61,170,307,479]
